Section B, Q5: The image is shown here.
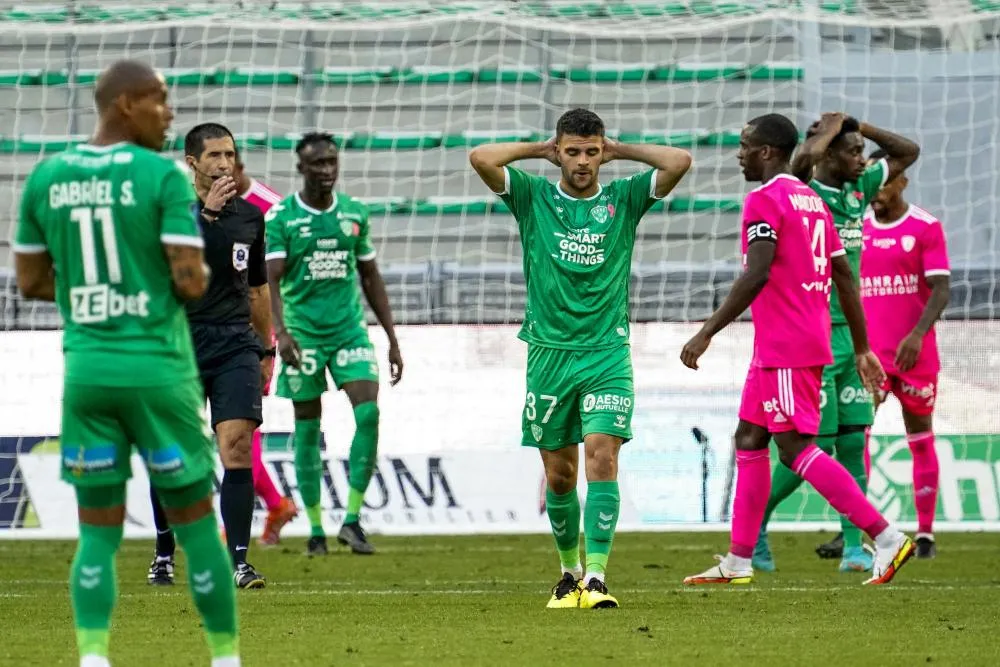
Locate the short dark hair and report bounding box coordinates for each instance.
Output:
[869,148,888,161]
[295,131,337,156]
[747,113,799,158]
[555,108,605,139]
[184,122,235,159]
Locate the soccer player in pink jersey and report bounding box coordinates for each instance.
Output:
[862,149,950,559]
[234,158,300,546]
[680,114,915,585]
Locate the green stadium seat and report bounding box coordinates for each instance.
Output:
[615,130,740,147]
[348,132,444,150]
[350,196,742,217]
[441,130,542,148]
[0,64,801,87]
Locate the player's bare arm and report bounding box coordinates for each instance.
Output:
[468,139,558,193]
[896,273,950,372]
[265,256,300,369]
[14,251,55,301]
[831,254,885,392]
[790,112,845,182]
[601,138,692,199]
[164,244,209,301]
[681,238,775,370]
[358,259,403,385]
[859,122,920,183]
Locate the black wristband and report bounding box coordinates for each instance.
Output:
[263,347,277,358]
[202,207,222,218]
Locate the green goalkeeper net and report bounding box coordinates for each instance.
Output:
[1,1,999,533]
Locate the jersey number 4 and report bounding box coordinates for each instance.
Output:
[803,216,828,275]
[71,206,121,285]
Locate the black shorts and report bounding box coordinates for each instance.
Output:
[190,323,263,428]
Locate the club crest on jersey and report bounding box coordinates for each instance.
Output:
[232,243,250,271]
[589,205,609,224]
[340,219,355,236]
[847,194,861,210]
[902,235,916,252]
[531,424,543,442]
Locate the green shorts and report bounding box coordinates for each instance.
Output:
[819,324,874,435]
[276,330,379,401]
[522,344,634,450]
[60,380,215,489]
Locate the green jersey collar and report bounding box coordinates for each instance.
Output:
[555,181,604,201]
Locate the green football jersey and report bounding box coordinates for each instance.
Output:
[264,191,375,341]
[14,142,202,387]
[500,166,659,350]
[810,157,888,325]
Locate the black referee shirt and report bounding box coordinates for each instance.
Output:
[185,197,267,326]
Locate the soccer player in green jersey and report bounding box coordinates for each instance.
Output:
[754,113,920,573]
[13,60,239,667]
[266,132,403,556]
[469,108,692,609]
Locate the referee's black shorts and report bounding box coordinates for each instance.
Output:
[190,323,263,429]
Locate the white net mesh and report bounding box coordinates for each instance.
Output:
[1,1,999,532]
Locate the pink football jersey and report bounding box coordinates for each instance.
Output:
[742,174,845,368]
[242,178,283,215]
[861,204,950,372]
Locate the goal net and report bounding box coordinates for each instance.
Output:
[1,0,999,536]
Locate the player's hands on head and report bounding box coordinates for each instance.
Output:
[541,137,559,166]
[894,332,923,372]
[388,342,404,386]
[276,329,302,369]
[680,330,712,370]
[855,351,887,396]
[601,137,619,164]
[816,112,845,135]
[204,175,237,211]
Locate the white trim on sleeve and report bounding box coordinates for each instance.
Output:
[357,251,377,262]
[649,169,665,200]
[876,157,890,188]
[160,234,204,248]
[12,242,47,254]
[494,166,511,196]
[264,251,288,261]
[831,248,847,258]
[924,269,951,277]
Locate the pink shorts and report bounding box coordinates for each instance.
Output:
[739,365,823,435]
[877,360,938,417]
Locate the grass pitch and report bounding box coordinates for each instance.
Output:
[2,532,999,666]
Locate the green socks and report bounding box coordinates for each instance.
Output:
[70,523,122,659]
[545,488,582,573]
[173,513,239,660]
[583,481,620,578]
[835,430,869,549]
[294,417,324,537]
[345,402,379,524]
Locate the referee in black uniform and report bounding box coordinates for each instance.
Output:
[147,123,273,589]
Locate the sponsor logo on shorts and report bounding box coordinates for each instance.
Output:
[63,444,117,475]
[900,381,935,402]
[839,386,872,404]
[762,398,786,423]
[614,414,627,429]
[144,444,185,474]
[531,424,543,442]
[336,346,377,367]
[288,376,303,393]
[582,393,632,413]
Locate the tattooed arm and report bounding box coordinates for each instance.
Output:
[163,244,209,302]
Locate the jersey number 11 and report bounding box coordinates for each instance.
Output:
[71,206,122,285]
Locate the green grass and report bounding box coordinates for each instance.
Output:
[2,532,999,666]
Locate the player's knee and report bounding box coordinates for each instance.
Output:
[584,440,619,480]
[353,401,380,433]
[543,456,577,494]
[219,425,253,467]
[158,477,215,525]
